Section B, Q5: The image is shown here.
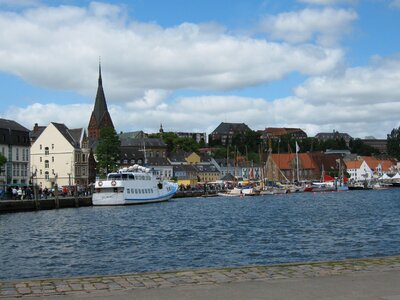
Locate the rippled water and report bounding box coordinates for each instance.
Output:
[1,189,400,280]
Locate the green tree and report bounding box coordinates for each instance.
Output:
[175,137,199,153]
[349,139,379,156]
[154,132,201,153]
[387,126,400,160]
[96,127,121,174]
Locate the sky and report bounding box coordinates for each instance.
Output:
[0,0,400,139]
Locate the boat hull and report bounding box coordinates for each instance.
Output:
[92,174,178,206]
[92,192,175,206]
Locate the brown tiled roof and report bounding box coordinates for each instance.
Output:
[344,160,363,169]
[270,153,316,170]
[361,156,395,172]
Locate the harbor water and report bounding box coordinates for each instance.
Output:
[1,189,400,280]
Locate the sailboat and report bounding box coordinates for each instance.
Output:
[304,164,336,192]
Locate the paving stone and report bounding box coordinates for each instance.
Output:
[2,256,400,298]
[70,283,84,291]
[93,283,108,290]
[56,285,72,292]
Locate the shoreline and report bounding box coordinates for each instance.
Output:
[1,255,400,298]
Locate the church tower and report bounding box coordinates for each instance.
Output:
[88,62,115,142]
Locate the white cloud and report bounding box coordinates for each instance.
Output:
[390,0,400,8]
[295,55,400,105]
[0,2,343,103]
[126,89,170,109]
[1,2,399,140]
[2,103,92,130]
[260,8,357,46]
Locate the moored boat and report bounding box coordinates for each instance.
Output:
[93,165,178,206]
[218,187,260,197]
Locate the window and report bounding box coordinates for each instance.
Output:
[82,154,86,162]
[40,144,42,150]
[45,171,49,181]
[52,156,54,162]
[45,147,49,156]
[16,148,19,161]
[51,144,54,150]
[123,159,128,164]
[40,157,42,163]
[45,160,49,168]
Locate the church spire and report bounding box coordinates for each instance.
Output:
[159,122,164,133]
[88,60,115,141]
[98,56,102,86]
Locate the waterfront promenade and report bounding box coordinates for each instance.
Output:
[1,256,400,299]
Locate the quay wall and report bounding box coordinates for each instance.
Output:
[0,191,213,213]
[0,197,92,213]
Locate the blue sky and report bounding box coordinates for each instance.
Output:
[0,0,400,138]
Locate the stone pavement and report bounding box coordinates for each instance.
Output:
[1,256,400,299]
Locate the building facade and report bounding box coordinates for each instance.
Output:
[260,127,307,141]
[209,122,251,146]
[315,130,352,147]
[345,160,373,181]
[30,123,90,189]
[0,119,30,186]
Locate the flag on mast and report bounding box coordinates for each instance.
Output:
[296,141,300,153]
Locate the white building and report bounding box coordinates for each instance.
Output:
[30,122,91,189]
[0,118,30,186]
[345,160,373,181]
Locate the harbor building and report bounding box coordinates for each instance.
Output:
[0,118,30,186]
[30,123,91,189]
[260,127,307,141]
[209,122,251,146]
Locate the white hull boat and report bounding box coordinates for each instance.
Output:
[218,187,259,197]
[93,165,178,206]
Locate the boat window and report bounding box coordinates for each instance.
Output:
[122,174,128,180]
[127,189,130,194]
[135,189,138,193]
[108,174,121,180]
[128,174,135,180]
[113,188,118,193]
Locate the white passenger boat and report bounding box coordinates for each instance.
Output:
[93,165,178,206]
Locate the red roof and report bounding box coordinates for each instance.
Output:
[270,153,316,170]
